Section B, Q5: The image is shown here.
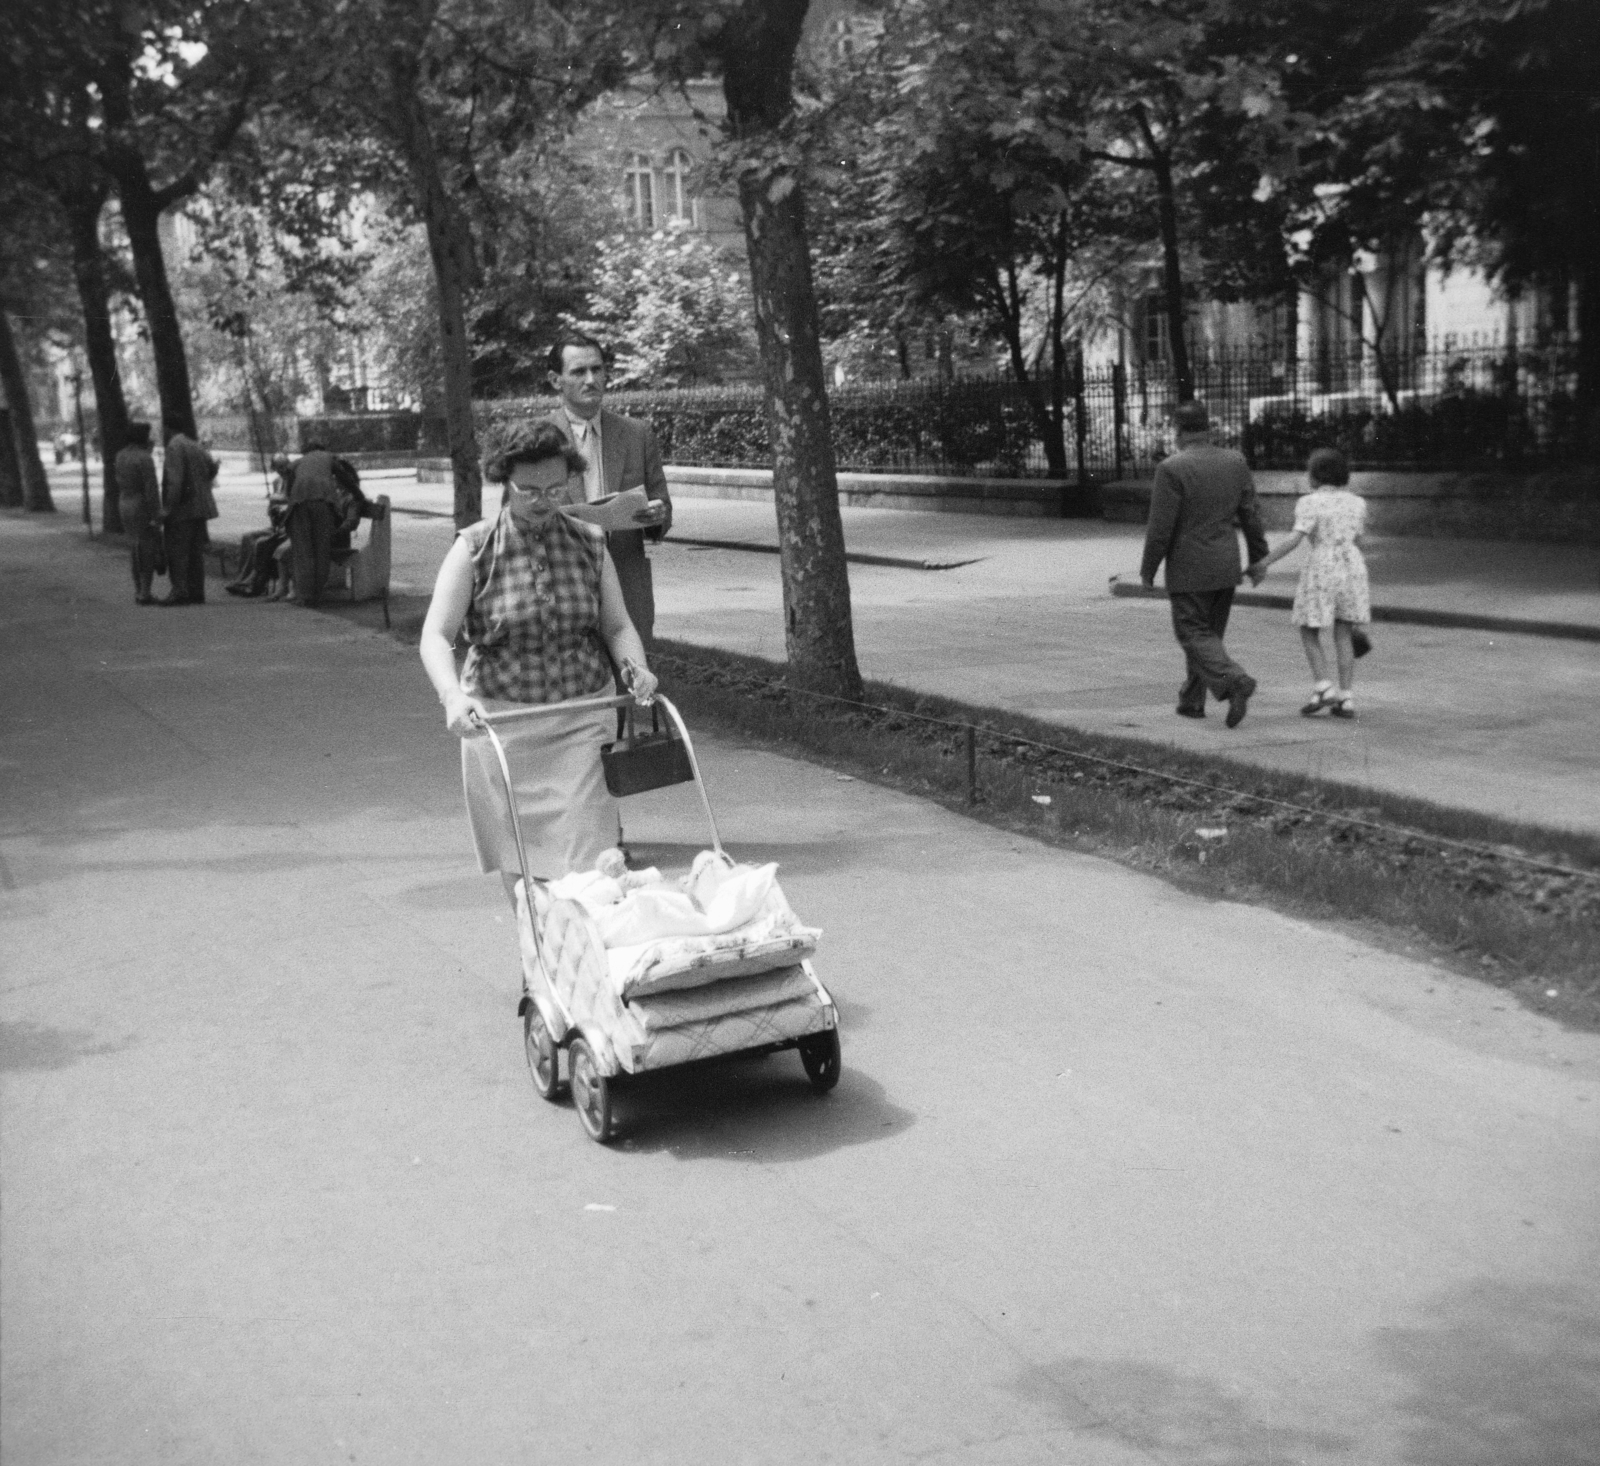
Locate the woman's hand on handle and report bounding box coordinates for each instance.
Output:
[443,688,489,738]
[620,658,658,705]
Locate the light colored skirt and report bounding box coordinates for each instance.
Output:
[461,698,619,879]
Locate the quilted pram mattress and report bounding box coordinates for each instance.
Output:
[518,857,831,1074]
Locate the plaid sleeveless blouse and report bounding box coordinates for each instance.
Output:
[458,509,612,704]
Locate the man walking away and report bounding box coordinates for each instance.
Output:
[1140,400,1269,728]
[538,333,671,648]
[115,421,163,605]
[159,416,220,606]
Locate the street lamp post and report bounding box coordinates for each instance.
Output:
[70,368,91,535]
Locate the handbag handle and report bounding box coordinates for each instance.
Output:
[619,700,665,742]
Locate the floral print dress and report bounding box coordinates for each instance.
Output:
[1290,488,1371,628]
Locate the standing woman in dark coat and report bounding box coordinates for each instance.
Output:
[114,421,163,604]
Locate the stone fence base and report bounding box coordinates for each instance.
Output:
[417,456,1598,541]
[1101,465,1599,544]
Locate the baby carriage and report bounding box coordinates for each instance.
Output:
[477,691,841,1144]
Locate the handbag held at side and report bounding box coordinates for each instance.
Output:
[602,702,696,797]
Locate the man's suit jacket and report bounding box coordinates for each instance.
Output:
[536,408,671,645]
[1140,441,1269,593]
[161,434,220,522]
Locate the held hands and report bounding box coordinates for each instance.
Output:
[443,688,489,738]
[1246,561,1267,586]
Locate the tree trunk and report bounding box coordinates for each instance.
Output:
[1131,108,1193,404]
[117,167,196,440]
[1576,252,1600,456]
[1150,149,1193,403]
[390,64,482,530]
[0,410,23,508]
[0,310,56,512]
[721,0,861,699]
[67,188,131,533]
[991,268,1068,476]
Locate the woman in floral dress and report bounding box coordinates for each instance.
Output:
[1249,447,1371,718]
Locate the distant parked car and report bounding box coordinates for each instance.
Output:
[53,431,82,464]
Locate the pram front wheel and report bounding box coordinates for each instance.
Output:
[569,1038,615,1143]
[524,1005,563,1101]
[799,1028,841,1093]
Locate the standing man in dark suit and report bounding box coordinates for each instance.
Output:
[158,416,220,605]
[538,333,671,647]
[1140,400,1270,727]
[284,440,346,607]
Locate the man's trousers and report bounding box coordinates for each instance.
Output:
[288,500,335,606]
[1169,588,1251,711]
[163,517,209,603]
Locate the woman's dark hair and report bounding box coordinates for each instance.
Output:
[482,419,588,484]
[1306,447,1350,487]
[126,421,153,447]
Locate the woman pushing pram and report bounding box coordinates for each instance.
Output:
[417,418,839,1143]
[418,420,657,905]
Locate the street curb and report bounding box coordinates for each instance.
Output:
[1108,575,1600,642]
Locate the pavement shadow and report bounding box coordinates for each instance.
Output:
[606,1051,914,1164]
[1373,1278,1600,1466]
[1010,1356,1355,1462]
[0,1020,134,1072]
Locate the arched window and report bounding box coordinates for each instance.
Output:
[664,149,693,225]
[625,154,654,229]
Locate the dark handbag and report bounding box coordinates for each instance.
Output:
[601,702,695,797]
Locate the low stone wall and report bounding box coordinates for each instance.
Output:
[1102,465,1600,543]
[417,454,1598,541]
[662,466,1068,518]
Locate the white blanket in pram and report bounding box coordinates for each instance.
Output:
[547,855,821,999]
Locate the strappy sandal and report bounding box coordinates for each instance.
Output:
[1300,683,1336,717]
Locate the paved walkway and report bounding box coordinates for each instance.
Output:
[4,509,1599,1465]
[54,459,1600,835]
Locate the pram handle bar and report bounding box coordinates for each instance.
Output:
[478,691,636,724]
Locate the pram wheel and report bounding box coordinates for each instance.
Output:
[569,1038,615,1143]
[798,1028,841,1093]
[524,1005,563,1101]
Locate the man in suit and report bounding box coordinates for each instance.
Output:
[538,333,671,647]
[158,416,220,605]
[1140,400,1270,727]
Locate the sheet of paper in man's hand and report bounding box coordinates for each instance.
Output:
[560,486,651,532]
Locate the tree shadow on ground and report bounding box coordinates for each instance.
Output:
[594,1050,913,1164]
[0,1020,135,1072]
[1010,1356,1355,1463]
[1374,1277,1600,1466]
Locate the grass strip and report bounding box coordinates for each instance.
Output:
[649,638,1600,1032]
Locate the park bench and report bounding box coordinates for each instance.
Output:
[324,493,392,626]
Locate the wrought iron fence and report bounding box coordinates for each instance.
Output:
[1108,338,1586,476]
[471,338,1585,484]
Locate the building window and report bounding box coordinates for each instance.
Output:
[625,154,654,230]
[833,17,857,58]
[664,149,694,225]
